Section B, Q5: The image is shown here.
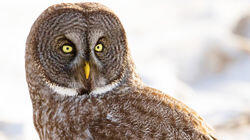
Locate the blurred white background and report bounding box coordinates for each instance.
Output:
[0,0,250,139]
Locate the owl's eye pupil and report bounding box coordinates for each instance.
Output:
[95,44,103,52]
[62,45,73,53]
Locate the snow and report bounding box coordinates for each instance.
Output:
[0,0,250,139]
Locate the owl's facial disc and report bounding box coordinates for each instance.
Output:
[55,32,124,96]
[33,4,129,96]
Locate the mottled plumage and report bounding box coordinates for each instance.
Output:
[25,2,216,140]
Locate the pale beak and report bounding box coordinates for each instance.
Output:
[84,61,90,79]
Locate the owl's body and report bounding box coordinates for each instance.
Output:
[25,3,216,140]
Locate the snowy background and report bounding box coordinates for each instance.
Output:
[0,0,250,139]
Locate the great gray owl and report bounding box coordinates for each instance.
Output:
[25,2,217,140]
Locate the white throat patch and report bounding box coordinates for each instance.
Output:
[46,82,78,96]
[46,81,120,96]
[90,81,120,96]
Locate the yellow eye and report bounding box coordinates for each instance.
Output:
[62,45,73,53]
[95,44,103,52]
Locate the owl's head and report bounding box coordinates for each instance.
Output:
[26,3,140,96]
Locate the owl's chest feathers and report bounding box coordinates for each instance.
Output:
[33,92,120,137]
[32,84,134,133]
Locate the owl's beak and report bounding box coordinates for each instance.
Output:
[84,61,90,79]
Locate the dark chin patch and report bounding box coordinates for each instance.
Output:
[77,88,90,95]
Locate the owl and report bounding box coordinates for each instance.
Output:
[25,2,217,140]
